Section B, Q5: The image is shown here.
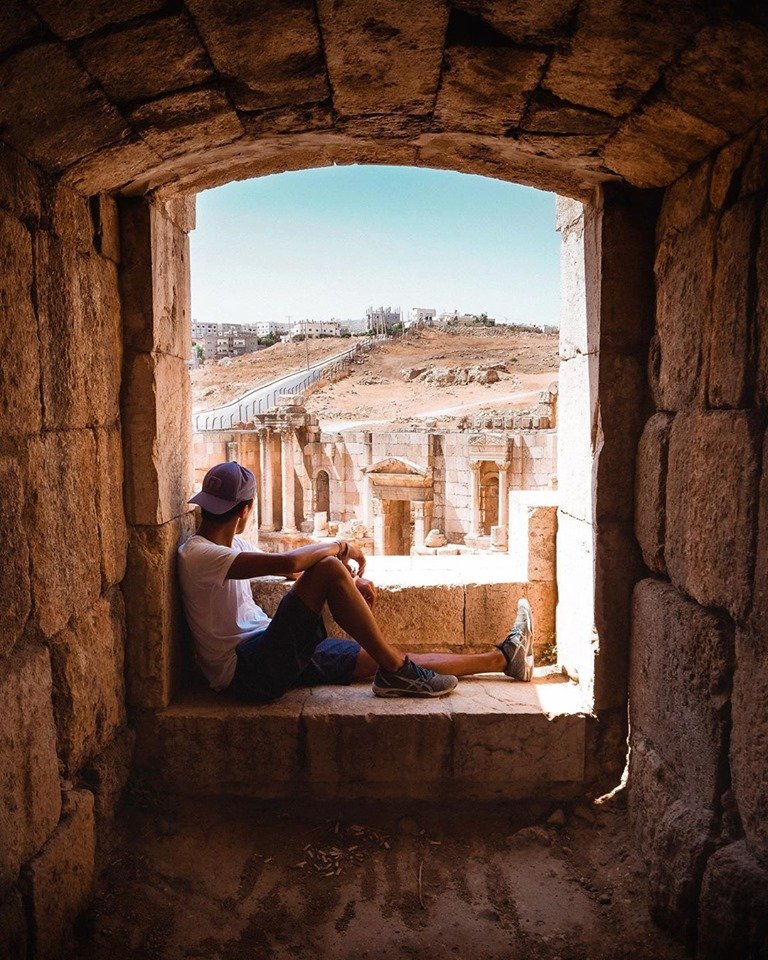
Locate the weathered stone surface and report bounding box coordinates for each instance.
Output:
[708,196,760,409]
[95,426,129,589]
[630,579,732,808]
[697,841,768,960]
[0,456,30,659]
[709,129,755,212]
[604,97,727,189]
[451,0,578,44]
[655,157,711,241]
[83,727,135,831]
[303,686,453,796]
[544,0,701,117]
[122,352,192,526]
[756,202,768,409]
[136,687,311,797]
[23,789,95,960]
[49,589,127,777]
[665,411,761,621]
[634,413,673,574]
[61,136,162,196]
[666,22,768,135]
[0,209,41,437]
[76,14,212,104]
[129,87,243,159]
[80,253,123,427]
[186,0,327,112]
[373,583,465,650]
[555,510,596,691]
[26,430,102,638]
[523,90,616,136]
[730,628,768,866]
[555,352,598,523]
[0,0,40,53]
[0,646,60,889]
[0,886,27,960]
[525,580,557,655]
[31,0,163,41]
[435,43,546,134]
[122,512,197,709]
[654,216,716,410]
[752,431,768,629]
[0,42,128,169]
[91,194,120,263]
[50,181,93,253]
[0,142,41,222]
[119,198,191,360]
[317,0,448,116]
[524,504,557,581]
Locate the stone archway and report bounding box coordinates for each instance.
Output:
[314,469,330,516]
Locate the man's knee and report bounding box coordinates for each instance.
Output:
[313,556,346,581]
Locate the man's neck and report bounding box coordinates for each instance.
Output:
[197,519,239,546]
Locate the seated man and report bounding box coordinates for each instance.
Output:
[178,462,534,702]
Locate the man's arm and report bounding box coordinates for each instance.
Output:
[226,539,365,580]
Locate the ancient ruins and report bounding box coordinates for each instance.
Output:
[1,3,768,958]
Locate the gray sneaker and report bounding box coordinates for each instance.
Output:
[497,598,534,681]
[372,656,458,698]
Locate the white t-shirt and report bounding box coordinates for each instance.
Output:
[177,533,271,691]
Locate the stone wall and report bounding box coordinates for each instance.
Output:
[629,116,768,956]
[0,143,133,957]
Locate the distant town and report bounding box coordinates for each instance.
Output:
[191,306,556,362]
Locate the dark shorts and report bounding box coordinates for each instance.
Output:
[227,590,362,703]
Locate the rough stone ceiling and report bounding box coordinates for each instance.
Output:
[1,0,767,200]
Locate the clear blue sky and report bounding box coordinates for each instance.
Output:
[190,165,560,327]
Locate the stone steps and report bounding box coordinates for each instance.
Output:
[134,675,591,802]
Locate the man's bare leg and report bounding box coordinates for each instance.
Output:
[351,649,505,680]
[290,557,406,672]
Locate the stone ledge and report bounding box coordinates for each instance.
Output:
[135,676,589,802]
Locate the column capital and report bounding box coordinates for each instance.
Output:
[469,460,482,474]
[496,460,511,472]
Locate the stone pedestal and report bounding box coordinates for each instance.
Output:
[313,511,328,536]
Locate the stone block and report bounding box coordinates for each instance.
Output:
[697,841,768,960]
[50,181,93,253]
[83,727,136,833]
[186,0,326,112]
[0,209,41,437]
[756,202,768,409]
[95,426,128,588]
[0,457,30,658]
[0,646,61,889]
[122,351,192,526]
[752,431,768,628]
[556,351,598,523]
[665,21,768,135]
[634,413,673,574]
[119,198,191,360]
[30,0,163,41]
[654,215,716,410]
[630,579,732,808]
[435,44,545,133]
[0,42,129,170]
[138,689,310,797]
[49,589,127,777]
[23,789,95,960]
[130,87,243,159]
[730,628,768,865]
[526,581,557,655]
[317,0,446,115]
[708,196,760,408]
[665,410,761,621]
[0,141,41,221]
[122,512,197,709]
[250,578,292,617]
[26,430,102,638]
[80,253,122,427]
[76,14,211,103]
[303,686,452,797]
[452,702,584,791]
[0,886,27,960]
[709,130,755,212]
[656,157,711,241]
[371,583,465,650]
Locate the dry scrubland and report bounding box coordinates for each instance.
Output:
[191,328,559,427]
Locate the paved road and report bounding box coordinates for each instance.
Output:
[193,343,363,431]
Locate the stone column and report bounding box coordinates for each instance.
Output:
[496,460,510,545]
[280,428,297,533]
[258,428,274,531]
[468,461,482,538]
[363,432,373,531]
[372,497,385,555]
[412,501,427,550]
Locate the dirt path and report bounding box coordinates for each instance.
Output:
[73,793,685,960]
[191,328,559,428]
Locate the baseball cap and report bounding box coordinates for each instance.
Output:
[189,462,256,515]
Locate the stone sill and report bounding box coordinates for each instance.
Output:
[136,674,591,802]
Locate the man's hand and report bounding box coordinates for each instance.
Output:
[345,542,367,578]
[355,576,376,609]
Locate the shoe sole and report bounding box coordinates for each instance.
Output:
[372,684,457,698]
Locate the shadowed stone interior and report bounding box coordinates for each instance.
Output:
[1,3,768,958]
